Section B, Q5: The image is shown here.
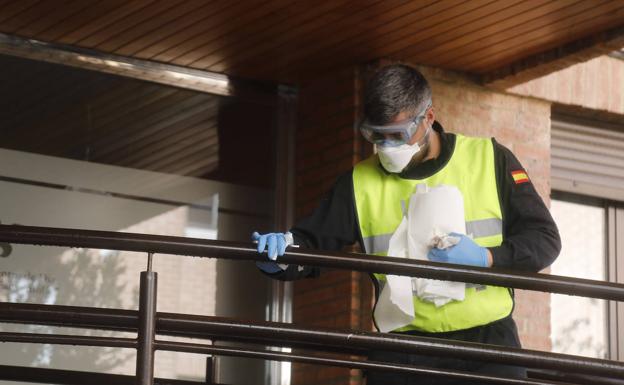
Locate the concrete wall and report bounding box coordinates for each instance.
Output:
[508,55,624,115]
[291,63,553,384]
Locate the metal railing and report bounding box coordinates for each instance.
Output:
[0,224,623,385]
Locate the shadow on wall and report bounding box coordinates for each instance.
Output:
[0,242,10,258]
[0,247,136,369]
[0,221,12,258]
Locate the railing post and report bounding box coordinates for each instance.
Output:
[136,252,157,385]
[205,356,215,384]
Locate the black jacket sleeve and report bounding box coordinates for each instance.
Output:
[489,139,561,272]
[260,171,360,281]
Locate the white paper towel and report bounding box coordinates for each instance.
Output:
[406,184,466,259]
[374,184,468,332]
[374,217,414,332]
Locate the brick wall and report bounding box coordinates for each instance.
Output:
[508,55,624,115]
[291,63,554,384]
[418,66,553,203]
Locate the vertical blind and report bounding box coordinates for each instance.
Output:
[551,120,624,202]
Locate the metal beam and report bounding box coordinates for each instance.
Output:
[1,224,624,301]
[0,332,567,385]
[156,341,564,385]
[0,332,135,348]
[0,365,216,385]
[0,33,277,104]
[1,303,624,380]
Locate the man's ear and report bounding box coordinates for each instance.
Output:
[426,106,435,125]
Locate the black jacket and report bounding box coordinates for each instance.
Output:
[268,122,561,280]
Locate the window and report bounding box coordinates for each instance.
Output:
[550,115,624,360]
[550,196,607,358]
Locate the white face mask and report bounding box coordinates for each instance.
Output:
[377,125,431,173]
[378,142,423,173]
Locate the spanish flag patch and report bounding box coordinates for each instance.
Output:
[511,170,529,184]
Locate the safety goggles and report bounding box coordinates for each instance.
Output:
[359,104,431,147]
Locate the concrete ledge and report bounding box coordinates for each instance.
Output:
[481,24,624,89]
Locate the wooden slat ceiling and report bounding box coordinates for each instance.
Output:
[0,0,623,84]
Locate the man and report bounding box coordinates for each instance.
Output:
[253,64,561,384]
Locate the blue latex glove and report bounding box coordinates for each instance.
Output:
[252,231,293,274]
[252,231,293,260]
[427,232,489,267]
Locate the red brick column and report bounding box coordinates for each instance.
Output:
[292,65,373,385]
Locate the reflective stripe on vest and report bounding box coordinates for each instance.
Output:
[363,218,503,254]
[353,134,513,333]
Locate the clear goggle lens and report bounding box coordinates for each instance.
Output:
[359,103,431,147]
[360,115,425,147]
[360,126,413,147]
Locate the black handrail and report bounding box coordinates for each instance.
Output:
[0,331,570,385]
[0,224,623,385]
[1,224,623,301]
[1,303,624,380]
[0,365,215,385]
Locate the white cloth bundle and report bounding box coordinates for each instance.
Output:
[374,184,467,332]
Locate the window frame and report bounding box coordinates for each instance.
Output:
[551,190,624,361]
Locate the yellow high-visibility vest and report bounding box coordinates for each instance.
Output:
[353,134,513,332]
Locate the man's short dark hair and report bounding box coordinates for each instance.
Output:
[364,64,432,125]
